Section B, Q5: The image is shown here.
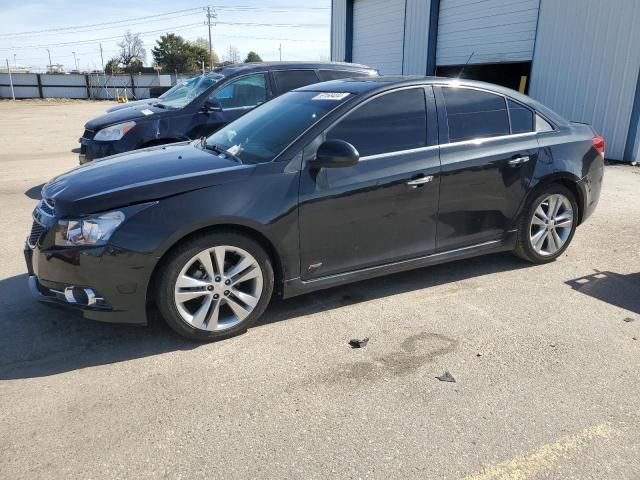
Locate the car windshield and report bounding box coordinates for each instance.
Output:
[156,73,224,109]
[204,91,351,164]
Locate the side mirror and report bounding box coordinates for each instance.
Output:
[203,99,223,112]
[310,139,359,169]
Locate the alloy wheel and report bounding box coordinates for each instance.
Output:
[529,193,574,256]
[173,245,263,331]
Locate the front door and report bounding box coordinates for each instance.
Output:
[434,86,539,251]
[298,87,440,280]
[193,73,269,138]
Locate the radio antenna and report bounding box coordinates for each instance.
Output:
[457,51,475,79]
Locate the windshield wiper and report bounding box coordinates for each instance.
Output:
[202,139,243,164]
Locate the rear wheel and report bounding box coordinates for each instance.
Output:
[157,232,274,341]
[514,184,578,263]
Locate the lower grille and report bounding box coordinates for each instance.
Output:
[28,221,46,248]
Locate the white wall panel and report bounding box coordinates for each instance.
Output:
[530,0,640,161]
[352,0,405,74]
[436,0,539,66]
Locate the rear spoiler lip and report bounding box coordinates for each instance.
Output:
[570,120,598,135]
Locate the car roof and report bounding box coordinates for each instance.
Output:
[212,61,377,77]
[296,75,566,124]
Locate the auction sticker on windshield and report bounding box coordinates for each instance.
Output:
[312,92,350,101]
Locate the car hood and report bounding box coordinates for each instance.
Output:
[105,98,157,113]
[42,143,253,217]
[85,102,168,131]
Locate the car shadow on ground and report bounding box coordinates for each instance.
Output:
[0,253,529,381]
[566,270,640,316]
[24,183,45,200]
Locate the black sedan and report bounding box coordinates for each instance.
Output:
[78,62,377,163]
[26,77,604,341]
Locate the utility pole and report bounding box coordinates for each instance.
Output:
[13,54,16,69]
[279,43,282,61]
[99,43,105,71]
[46,48,52,72]
[72,51,78,71]
[205,6,217,71]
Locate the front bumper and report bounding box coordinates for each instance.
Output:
[24,240,153,325]
[78,135,138,164]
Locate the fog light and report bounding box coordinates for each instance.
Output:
[63,286,100,306]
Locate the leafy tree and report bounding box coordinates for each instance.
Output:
[244,51,262,63]
[117,31,146,73]
[104,58,122,74]
[192,37,220,65]
[152,34,217,73]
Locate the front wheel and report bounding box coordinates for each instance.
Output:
[514,185,578,263]
[157,232,274,341]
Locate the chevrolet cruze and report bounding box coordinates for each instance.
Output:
[25,77,604,341]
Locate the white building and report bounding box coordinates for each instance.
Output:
[331,0,640,163]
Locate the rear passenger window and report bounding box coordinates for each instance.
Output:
[317,70,369,81]
[273,70,320,95]
[327,88,427,157]
[441,88,509,142]
[508,99,534,134]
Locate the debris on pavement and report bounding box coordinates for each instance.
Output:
[623,317,635,323]
[436,371,456,383]
[348,337,369,349]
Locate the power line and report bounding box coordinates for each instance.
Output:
[0,22,329,51]
[0,11,203,39]
[0,23,205,50]
[0,7,203,37]
[0,4,329,38]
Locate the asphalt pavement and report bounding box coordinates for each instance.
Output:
[1,100,639,479]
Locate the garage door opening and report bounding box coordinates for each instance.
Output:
[435,62,532,94]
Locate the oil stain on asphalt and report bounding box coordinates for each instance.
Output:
[326,332,459,383]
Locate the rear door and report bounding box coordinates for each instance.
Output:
[298,86,440,279]
[434,86,538,251]
[271,69,321,97]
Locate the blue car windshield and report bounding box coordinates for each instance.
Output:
[157,73,224,109]
[205,91,351,164]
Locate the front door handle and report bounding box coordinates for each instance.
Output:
[406,175,434,187]
[508,155,530,166]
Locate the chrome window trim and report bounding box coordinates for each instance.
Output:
[439,131,537,149]
[360,145,439,161]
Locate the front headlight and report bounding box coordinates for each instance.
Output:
[94,121,136,141]
[55,211,125,246]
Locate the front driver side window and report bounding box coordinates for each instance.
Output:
[213,74,267,110]
[327,88,427,157]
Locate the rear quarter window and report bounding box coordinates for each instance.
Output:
[508,99,534,134]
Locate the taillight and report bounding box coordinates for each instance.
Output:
[592,135,605,157]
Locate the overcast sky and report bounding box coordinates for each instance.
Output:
[0,0,331,71]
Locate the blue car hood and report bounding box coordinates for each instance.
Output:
[85,102,168,131]
[105,98,158,113]
[42,143,253,216]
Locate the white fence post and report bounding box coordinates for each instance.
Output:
[6,59,15,101]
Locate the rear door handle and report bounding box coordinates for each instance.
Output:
[406,175,434,187]
[508,155,530,166]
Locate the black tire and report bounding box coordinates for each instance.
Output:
[156,231,274,342]
[514,184,579,264]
